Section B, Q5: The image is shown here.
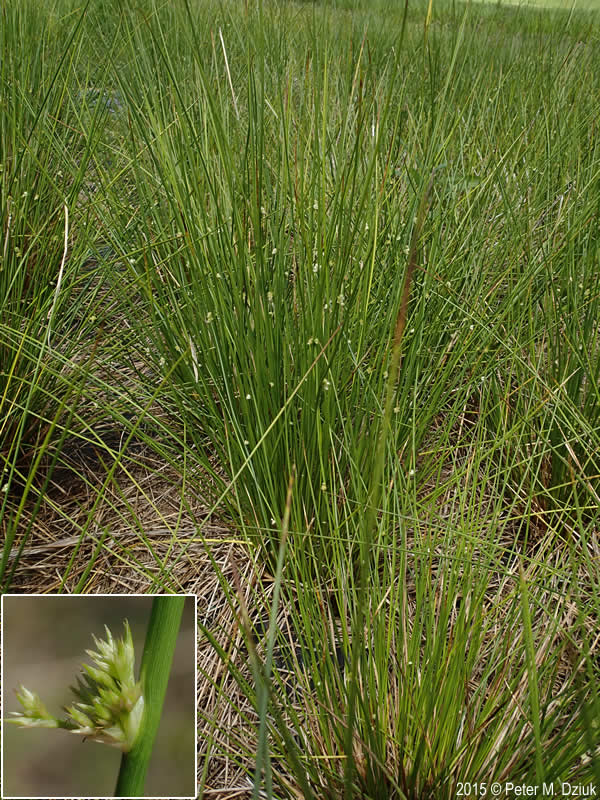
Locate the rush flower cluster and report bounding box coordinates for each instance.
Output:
[8,621,144,752]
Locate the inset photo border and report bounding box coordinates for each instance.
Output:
[1,594,197,799]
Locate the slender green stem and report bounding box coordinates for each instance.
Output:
[115,596,186,798]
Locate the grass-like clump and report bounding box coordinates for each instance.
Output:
[1,0,599,796]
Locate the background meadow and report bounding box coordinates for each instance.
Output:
[1,0,599,796]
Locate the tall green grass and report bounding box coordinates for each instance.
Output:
[2,0,599,794]
[1,0,94,575]
[0,0,159,589]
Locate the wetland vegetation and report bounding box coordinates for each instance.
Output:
[1,0,599,795]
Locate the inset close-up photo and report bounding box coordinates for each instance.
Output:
[1,595,196,799]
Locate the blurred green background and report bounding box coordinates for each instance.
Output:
[2,595,196,798]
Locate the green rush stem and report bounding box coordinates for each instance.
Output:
[343,171,434,800]
[115,596,186,798]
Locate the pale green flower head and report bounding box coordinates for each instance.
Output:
[9,686,60,729]
[6,620,144,753]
